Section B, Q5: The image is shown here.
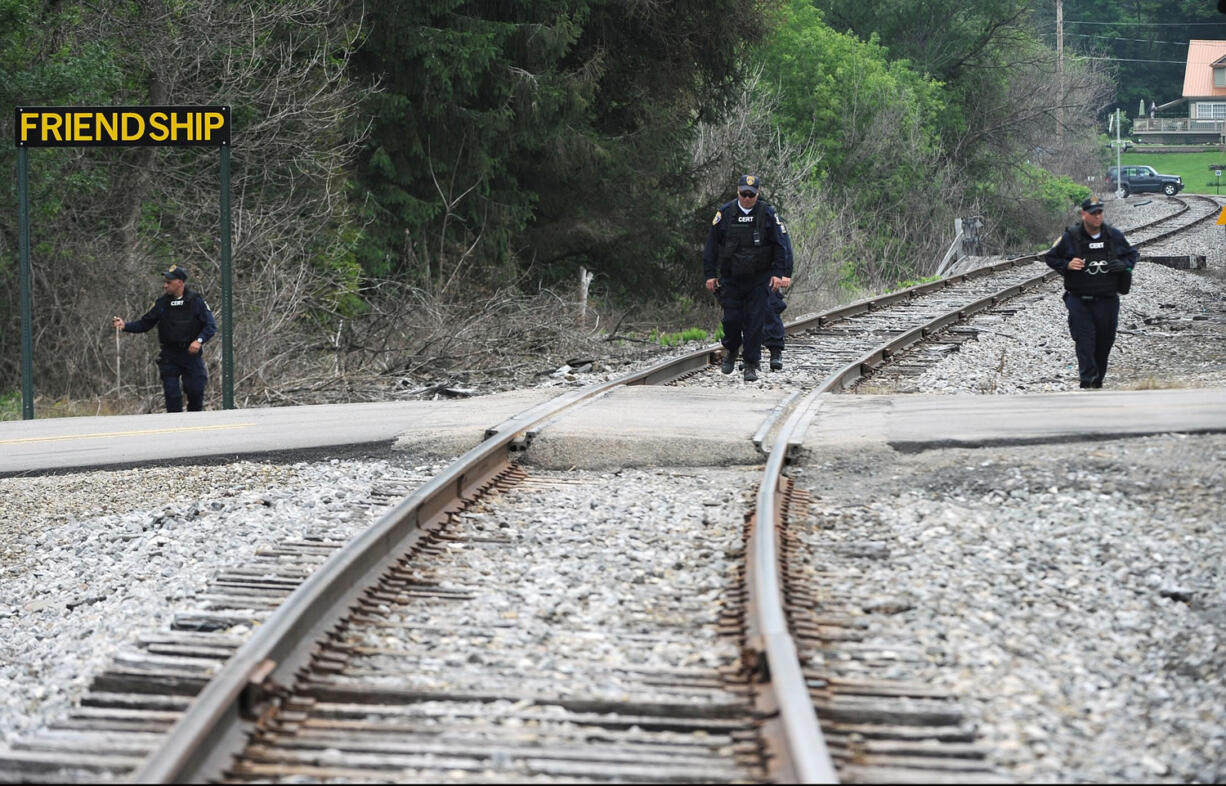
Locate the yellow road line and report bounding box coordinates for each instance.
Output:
[0,422,258,445]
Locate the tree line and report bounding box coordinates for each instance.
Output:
[0,0,1209,413]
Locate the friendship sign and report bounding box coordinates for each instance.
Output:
[15,106,230,147]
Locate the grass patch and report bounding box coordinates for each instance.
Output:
[647,326,718,347]
[1117,150,1226,195]
[1120,376,1190,391]
[0,391,125,420]
[0,390,19,421]
[891,274,943,290]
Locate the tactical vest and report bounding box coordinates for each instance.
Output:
[1064,224,1119,297]
[158,289,204,346]
[718,203,773,279]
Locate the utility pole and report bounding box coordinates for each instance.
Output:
[1057,0,1064,142]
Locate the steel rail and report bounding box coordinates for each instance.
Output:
[134,203,1210,781]
[737,198,1213,780]
[739,259,1059,783]
[747,384,838,784]
[132,356,716,783]
[817,267,1060,392]
[804,197,1214,392]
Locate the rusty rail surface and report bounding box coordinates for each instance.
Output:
[133,363,709,782]
[131,197,1212,782]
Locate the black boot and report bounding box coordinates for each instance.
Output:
[769,347,783,371]
[743,363,759,382]
[721,348,738,375]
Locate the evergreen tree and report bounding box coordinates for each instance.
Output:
[349,0,767,298]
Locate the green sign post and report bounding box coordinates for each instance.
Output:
[13,105,234,418]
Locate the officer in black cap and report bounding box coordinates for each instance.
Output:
[113,264,218,411]
[703,174,790,381]
[1043,196,1137,389]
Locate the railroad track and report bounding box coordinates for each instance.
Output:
[1,194,1211,784]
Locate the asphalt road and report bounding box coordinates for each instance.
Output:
[2,387,1223,476]
[0,392,551,475]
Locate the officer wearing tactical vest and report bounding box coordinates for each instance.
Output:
[703,174,790,381]
[1043,196,1137,389]
[113,265,217,411]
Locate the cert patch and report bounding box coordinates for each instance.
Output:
[712,210,722,225]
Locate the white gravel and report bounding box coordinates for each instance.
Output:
[0,192,1221,784]
[793,433,1226,783]
[792,193,1226,782]
[908,193,1226,394]
[0,458,425,744]
[341,467,749,694]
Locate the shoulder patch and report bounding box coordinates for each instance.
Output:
[712,210,722,226]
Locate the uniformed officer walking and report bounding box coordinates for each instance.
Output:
[703,174,790,381]
[763,222,794,370]
[1043,196,1137,389]
[113,265,218,411]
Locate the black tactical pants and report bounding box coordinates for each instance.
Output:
[764,287,786,350]
[718,272,770,366]
[1063,292,1119,388]
[157,347,208,412]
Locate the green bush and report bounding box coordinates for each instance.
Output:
[0,391,21,421]
[1025,163,1090,213]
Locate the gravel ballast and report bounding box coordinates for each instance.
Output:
[795,194,1226,782]
[901,193,1226,394]
[1,192,1222,783]
[0,458,425,744]
[793,433,1226,783]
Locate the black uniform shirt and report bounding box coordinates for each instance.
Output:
[703,200,789,281]
[124,288,218,347]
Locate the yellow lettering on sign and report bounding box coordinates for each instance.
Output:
[96,112,118,142]
[42,113,63,142]
[17,107,228,146]
[170,112,193,140]
[72,112,91,142]
[148,112,169,142]
[20,112,39,143]
[122,112,144,141]
[203,112,225,140]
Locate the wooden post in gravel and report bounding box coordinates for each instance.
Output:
[579,266,595,323]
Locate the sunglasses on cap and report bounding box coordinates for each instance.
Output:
[739,190,757,198]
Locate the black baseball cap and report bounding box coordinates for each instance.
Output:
[161,265,188,281]
[1080,197,1104,213]
[738,174,760,194]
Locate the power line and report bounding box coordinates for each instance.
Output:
[1080,56,1189,63]
[1065,33,1194,45]
[1062,19,1226,27]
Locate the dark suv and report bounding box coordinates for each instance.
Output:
[1106,165,1183,197]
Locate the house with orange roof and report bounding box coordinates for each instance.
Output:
[1133,39,1226,144]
